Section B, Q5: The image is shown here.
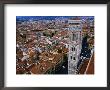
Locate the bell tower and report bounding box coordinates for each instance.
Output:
[68,18,82,74]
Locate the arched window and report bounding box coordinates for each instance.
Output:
[71,47,75,51]
[71,56,72,59]
[72,47,73,51]
[73,57,76,61]
[74,47,75,51]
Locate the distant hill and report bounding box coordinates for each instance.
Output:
[16,16,94,21]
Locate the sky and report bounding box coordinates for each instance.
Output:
[16,16,94,21]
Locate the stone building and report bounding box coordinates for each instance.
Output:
[68,18,82,74]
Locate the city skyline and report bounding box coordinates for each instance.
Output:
[16,16,94,74]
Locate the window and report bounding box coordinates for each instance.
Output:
[71,56,72,59]
[76,33,78,40]
[73,57,76,61]
[72,47,73,51]
[74,47,75,51]
[72,47,75,51]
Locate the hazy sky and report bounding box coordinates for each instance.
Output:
[16,16,94,21]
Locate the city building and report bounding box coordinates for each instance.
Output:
[16,16,94,74]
